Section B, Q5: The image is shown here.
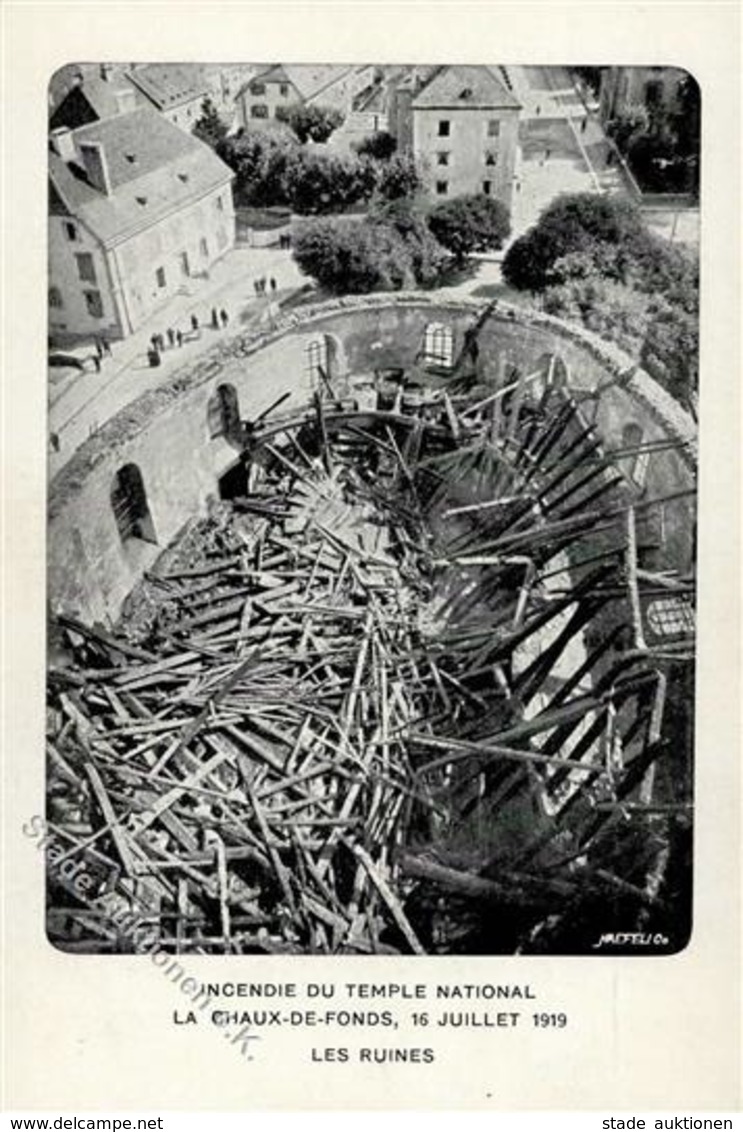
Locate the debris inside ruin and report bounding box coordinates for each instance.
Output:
[46,359,696,955]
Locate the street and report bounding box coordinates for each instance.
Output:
[48,245,306,476]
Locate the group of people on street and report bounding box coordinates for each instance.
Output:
[90,270,284,374]
[89,333,112,373]
[253,277,278,297]
[146,307,230,367]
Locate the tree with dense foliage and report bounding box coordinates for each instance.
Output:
[605,104,650,152]
[283,151,377,214]
[218,130,377,213]
[217,130,296,207]
[293,193,455,295]
[369,197,449,286]
[192,97,229,149]
[640,303,699,411]
[502,194,652,292]
[293,218,413,293]
[427,193,511,264]
[670,74,700,195]
[374,154,421,201]
[607,76,700,197]
[354,131,398,161]
[275,103,344,144]
[572,66,603,97]
[502,192,699,409]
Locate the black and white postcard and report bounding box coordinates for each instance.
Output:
[2,0,741,1115]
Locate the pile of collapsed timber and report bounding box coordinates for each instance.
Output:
[47,373,695,954]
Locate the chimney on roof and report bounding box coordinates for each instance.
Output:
[114,87,136,114]
[100,63,115,83]
[79,141,113,195]
[50,126,76,164]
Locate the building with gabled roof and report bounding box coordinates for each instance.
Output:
[48,106,235,341]
[234,62,377,130]
[126,63,210,130]
[394,64,522,208]
[50,72,145,131]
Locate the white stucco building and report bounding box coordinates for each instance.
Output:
[392,65,521,208]
[49,106,235,342]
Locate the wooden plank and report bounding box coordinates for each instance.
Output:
[84,762,138,878]
[347,842,426,955]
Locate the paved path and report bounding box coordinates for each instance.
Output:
[507,65,638,237]
[49,246,306,477]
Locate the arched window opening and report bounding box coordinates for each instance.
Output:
[307,336,327,385]
[111,464,157,545]
[622,422,650,489]
[207,383,241,439]
[646,597,695,639]
[306,335,339,388]
[423,323,454,369]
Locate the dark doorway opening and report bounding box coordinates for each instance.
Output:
[218,461,247,501]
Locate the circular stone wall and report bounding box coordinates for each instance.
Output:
[48,295,696,625]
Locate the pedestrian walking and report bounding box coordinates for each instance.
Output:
[150,333,159,352]
[176,330,184,348]
[100,333,111,357]
[167,328,175,348]
[50,432,60,452]
[535,104,541,116]
[95,336,104,359]
[211,307,220,330]
[581,116,588,133]
[220,308,229,328]
[252,280,259,297]
[259,277,267,295]
[92,354,101,373]
[545,147,551,161]
[269,277,277,293]
[191,313,199,333]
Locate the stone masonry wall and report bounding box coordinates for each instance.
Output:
[48,294,697,624]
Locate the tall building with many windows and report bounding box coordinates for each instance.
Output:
[394,65,521,208]
[48,106,235,342]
